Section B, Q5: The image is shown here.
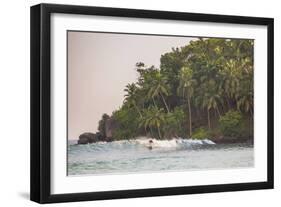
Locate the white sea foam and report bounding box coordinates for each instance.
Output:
[71,137,215,149]
[132,137,215,148]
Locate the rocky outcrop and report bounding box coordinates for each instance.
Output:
[105,118,118,138]
[77,131,115,144]
[77,116,118,144]
[77,132,100,144]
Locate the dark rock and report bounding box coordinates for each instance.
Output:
[106,137,113,142]
[105,118,118,138]
[77,117,119,144]
[77,132,99,144]
[105,119,113,138]
[77,137,89,144]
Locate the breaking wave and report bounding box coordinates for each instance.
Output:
[70,137,215,150]
[132,137,215,149]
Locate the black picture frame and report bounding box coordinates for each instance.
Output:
[30,3,274,204]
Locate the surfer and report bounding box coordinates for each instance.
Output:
[148,139,153,150]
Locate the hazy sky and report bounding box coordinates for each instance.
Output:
[68,31,195,140]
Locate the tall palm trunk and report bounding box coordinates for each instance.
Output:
[149,127,153,138]
[160,92,170,113]
[207,109,211,129]
[144,127,148,135]
[187,96,192,137]
[157,125,162,139]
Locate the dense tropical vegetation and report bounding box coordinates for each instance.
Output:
[97,38,254,141]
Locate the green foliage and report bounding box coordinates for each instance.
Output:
[177,66,197,137]
[162,106,185,138]
[219,110,243,137]
[124,83,143,117]
[111,106,140,140]
[138,106,165,139]
[192,127,210,140]
[146,70,170,112]
[96,38,254,141]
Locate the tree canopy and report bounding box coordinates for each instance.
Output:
[97,38,254,140]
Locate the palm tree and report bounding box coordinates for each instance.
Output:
[201,80,223,129]
[236,79,253,115]
[124,83,142,118]
[138,107,154,136]
[177,66,196,137]
[237,92,253,115]
[219,39,253,111]
[139,106,165,139]
[147,71,170,113]
[225,60,241,98]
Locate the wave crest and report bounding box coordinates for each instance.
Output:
[132,137,215,148]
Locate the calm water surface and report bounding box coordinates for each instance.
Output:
[67,138,253,176]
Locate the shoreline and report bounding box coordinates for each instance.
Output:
[73,136,253,145]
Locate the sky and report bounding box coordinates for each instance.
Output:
[68,31,195,140]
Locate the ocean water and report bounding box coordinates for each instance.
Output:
[67,137,254,176]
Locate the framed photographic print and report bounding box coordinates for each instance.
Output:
[30,3,274,203]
